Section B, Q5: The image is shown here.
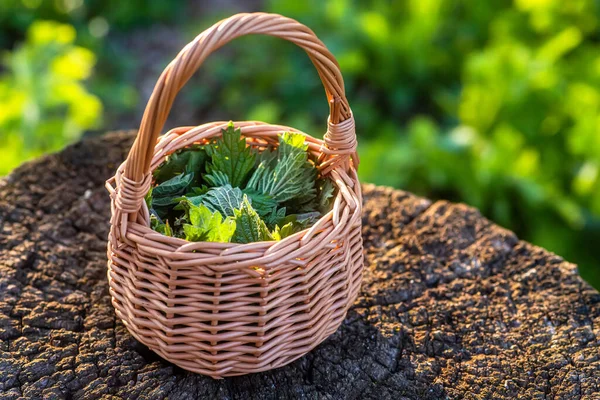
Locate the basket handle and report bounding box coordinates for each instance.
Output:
[124,12,356,184]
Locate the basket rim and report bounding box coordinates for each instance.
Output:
[107,120,360,255]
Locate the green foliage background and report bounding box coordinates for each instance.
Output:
[1,0,599,287]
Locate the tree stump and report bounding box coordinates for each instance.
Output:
[1,132,599,400]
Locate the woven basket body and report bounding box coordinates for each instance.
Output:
[106,13,363,378]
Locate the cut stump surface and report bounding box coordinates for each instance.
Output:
[0,132,599,399]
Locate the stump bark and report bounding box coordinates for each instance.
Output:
[1,132,599,400]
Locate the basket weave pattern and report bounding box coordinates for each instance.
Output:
[106,13,363,378]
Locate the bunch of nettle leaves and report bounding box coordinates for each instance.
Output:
[145,123,335,243]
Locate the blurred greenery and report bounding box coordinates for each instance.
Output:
[1,0,599,288]
[0,20,101,174]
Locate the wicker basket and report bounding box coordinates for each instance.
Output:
[106,12,363,379]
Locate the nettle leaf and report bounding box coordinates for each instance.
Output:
[205,122,256,187]
[149,211,162,226]
[144,187,153,209]
[232,196,273,244]
[182,224,203,242]
[318,178,336,213]
[153,146,206,184]
[283,190,319,214]
[183,202,236,243]
[152,196,181,208]
[186,185,276,219]
[181,195,203,207]
[270,211,319,240]
[203,170,230,187]
[147,129,327,244]
[271,222,297,241]
[296,211,321,224]
[150,204,173,220]
[151,172,194,211]
[185,185,210,197]
[279,132,308,156]
[242,188,278,217]
[255,147,277,167]
[185,150,207,178]
[199,184,245,217]
[153,172,194,198]
[150,214,173,237]
[246,133,317,203]
[277,212,320,230]
[172,214,188,238]
[264,206,286,229]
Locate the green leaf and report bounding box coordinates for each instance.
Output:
[205,122,256,187]
[242,188,278,216]
[185,149,207,178]
[148,131,323,244]
[264,206,286,229]
[271,222,297,240]
[279,132,308,156]
[256,147,277,167]
[163,221,173,237]
[203,170,230,187]
[152,196,181,208]
[277,212,320,229]
[317,178,336,213]
[183,202,236,243]
[172,214,188,238]
[174,185,210,211]
[185,185,277,219]
[153,172,194,198]
[232,196,273,243]
[185,185,210,197]
[283,191,319,213]
[246,135,317,203]
[182,224,203,242]
[197,184,245,217]
[150,212,162,228]
[144,186,153,209]
[150,214,173,237]
[212,219,236,242]
[153,146,206,184]
[270,211,319,240]
[150,204,173,220]
[296,212,321,224]
[188,202,215,226]
[150,172,195,214]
